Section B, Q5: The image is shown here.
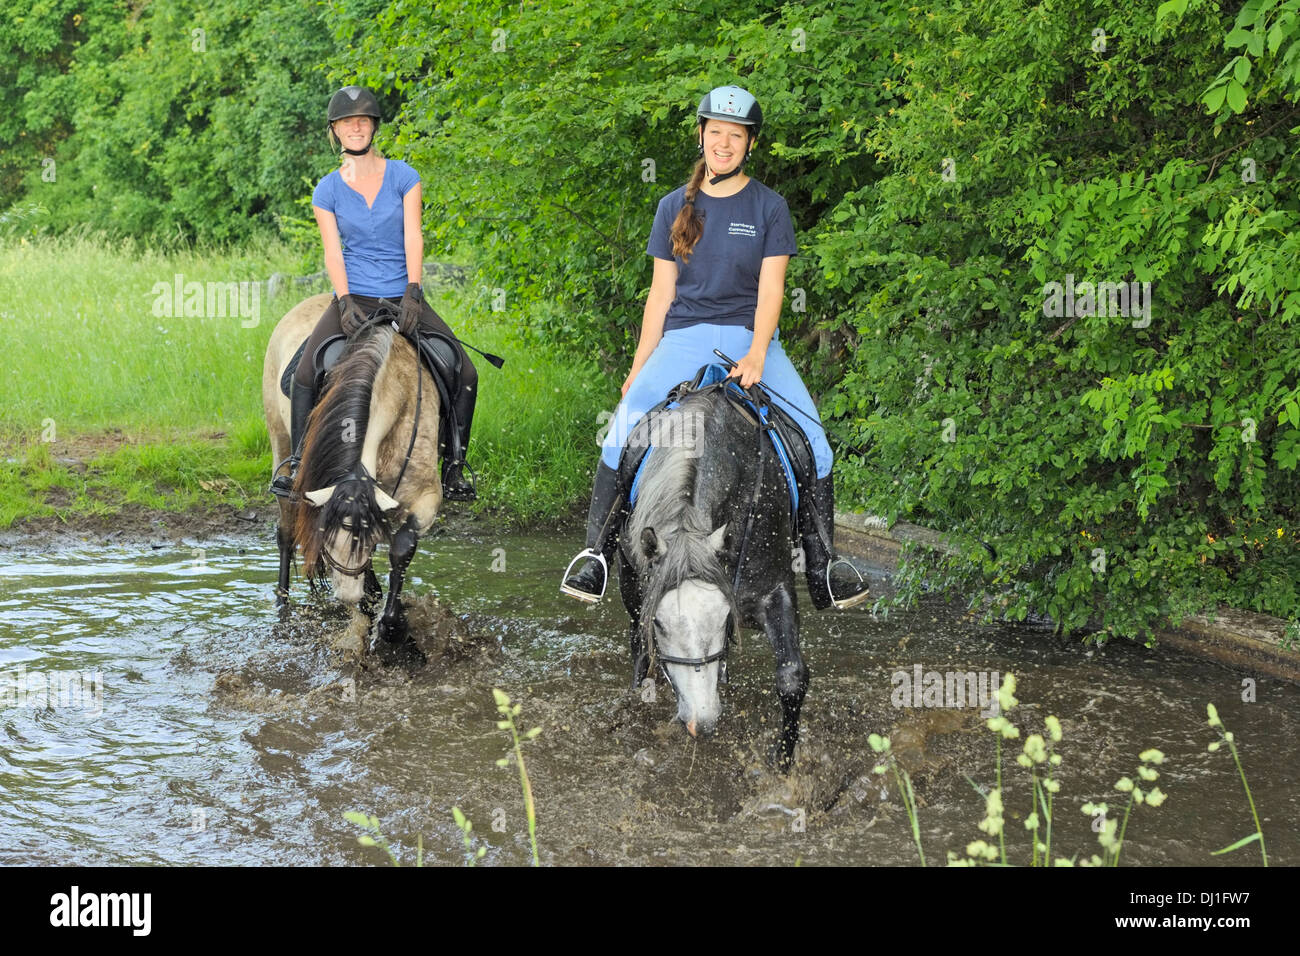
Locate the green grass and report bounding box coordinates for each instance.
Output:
[0,234,608,527]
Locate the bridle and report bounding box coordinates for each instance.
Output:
[644,380,769,687]
[314,470,380,577]
[655,624,734,684]
[313,305,424,577]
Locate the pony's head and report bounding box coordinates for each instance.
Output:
[638,523,736,737]
[292,324,399,602]
[300,468,395,602]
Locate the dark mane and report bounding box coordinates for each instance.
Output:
[293,324,395,575]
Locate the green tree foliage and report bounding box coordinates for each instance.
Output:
[5,0,336,241]
[816,0,1300,639]
[0,0,128,215]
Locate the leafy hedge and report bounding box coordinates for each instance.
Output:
[3,0,336,241]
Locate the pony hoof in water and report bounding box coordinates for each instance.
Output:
[375,601,425,666]
[768,735,798,774]
[374,632,427,668]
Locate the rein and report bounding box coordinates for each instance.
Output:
[390,329,422,498]
[725,381,770,595]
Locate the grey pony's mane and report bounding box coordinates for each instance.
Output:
[624,395,739,650]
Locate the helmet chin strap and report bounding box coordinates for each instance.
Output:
[707,163,744,186]
[341,134,374,156]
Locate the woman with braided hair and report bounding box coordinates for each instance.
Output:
[270,85,478,502]
[561,85,868,611]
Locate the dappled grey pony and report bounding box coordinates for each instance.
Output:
[262,293,442,665]
[618,384,809,771]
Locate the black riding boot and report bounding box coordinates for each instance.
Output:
[441,404,476,502]
[270,377,317,499]
[437,361,478,501]
[560,462,623,603]
[802,472,870,610]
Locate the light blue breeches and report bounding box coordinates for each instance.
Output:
[600,323,832,478]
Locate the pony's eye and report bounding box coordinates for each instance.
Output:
[653,618,664,633]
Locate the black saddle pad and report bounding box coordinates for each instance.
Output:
[280,331,457,401]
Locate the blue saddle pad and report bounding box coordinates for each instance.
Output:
[628,364,800,511]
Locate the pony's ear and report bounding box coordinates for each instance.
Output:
[641,527,663,560]
[304,485,337,506]
[374,487,400,512]
[708,523,728,555]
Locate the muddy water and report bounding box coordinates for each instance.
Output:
[0,523,1295,866]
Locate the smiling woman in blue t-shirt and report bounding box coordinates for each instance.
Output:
[560,86,868,611]
[269,85,478,502]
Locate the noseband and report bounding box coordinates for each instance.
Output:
[314,468,381,577]
[318,539,374,577]
[651,611,737,686]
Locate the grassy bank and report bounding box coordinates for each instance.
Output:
[0,235,609,528]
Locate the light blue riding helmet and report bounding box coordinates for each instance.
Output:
[696,85,764,135]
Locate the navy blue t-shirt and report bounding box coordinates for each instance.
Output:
[646,178,798,331]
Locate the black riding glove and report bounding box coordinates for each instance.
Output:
[398,282,423,338]
[338,293,368,337]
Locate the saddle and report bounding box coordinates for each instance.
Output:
[618,363,816,540]
[279,319,466,475]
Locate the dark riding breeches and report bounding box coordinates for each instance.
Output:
[294,293,478,443]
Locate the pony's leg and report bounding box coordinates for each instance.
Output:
[618,550,649,688]
[375,513,426,666]
[759,584,807,772]
[360,567,382,617]
[275,513,294,607]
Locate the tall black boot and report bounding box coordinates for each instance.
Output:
[441,391,477,502]
[801,472,870,610]
[270,377,317,499]
[560,462,624,603]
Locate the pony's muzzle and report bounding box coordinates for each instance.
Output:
[684,714,718,738]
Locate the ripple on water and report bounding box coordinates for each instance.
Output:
[0,530,1297,866]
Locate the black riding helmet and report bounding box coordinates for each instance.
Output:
[327,85,382,156]
[696,86,762,185]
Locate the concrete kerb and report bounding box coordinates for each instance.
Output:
[834,510,1300,684]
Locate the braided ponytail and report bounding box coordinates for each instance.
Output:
[670,159,709,263]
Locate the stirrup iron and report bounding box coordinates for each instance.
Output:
[827,556,870,610]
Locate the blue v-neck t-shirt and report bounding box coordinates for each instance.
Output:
[646,178,798,332]
[312,158,420,298]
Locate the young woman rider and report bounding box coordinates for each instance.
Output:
[270,85,478,502]
[561,85,868,611]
